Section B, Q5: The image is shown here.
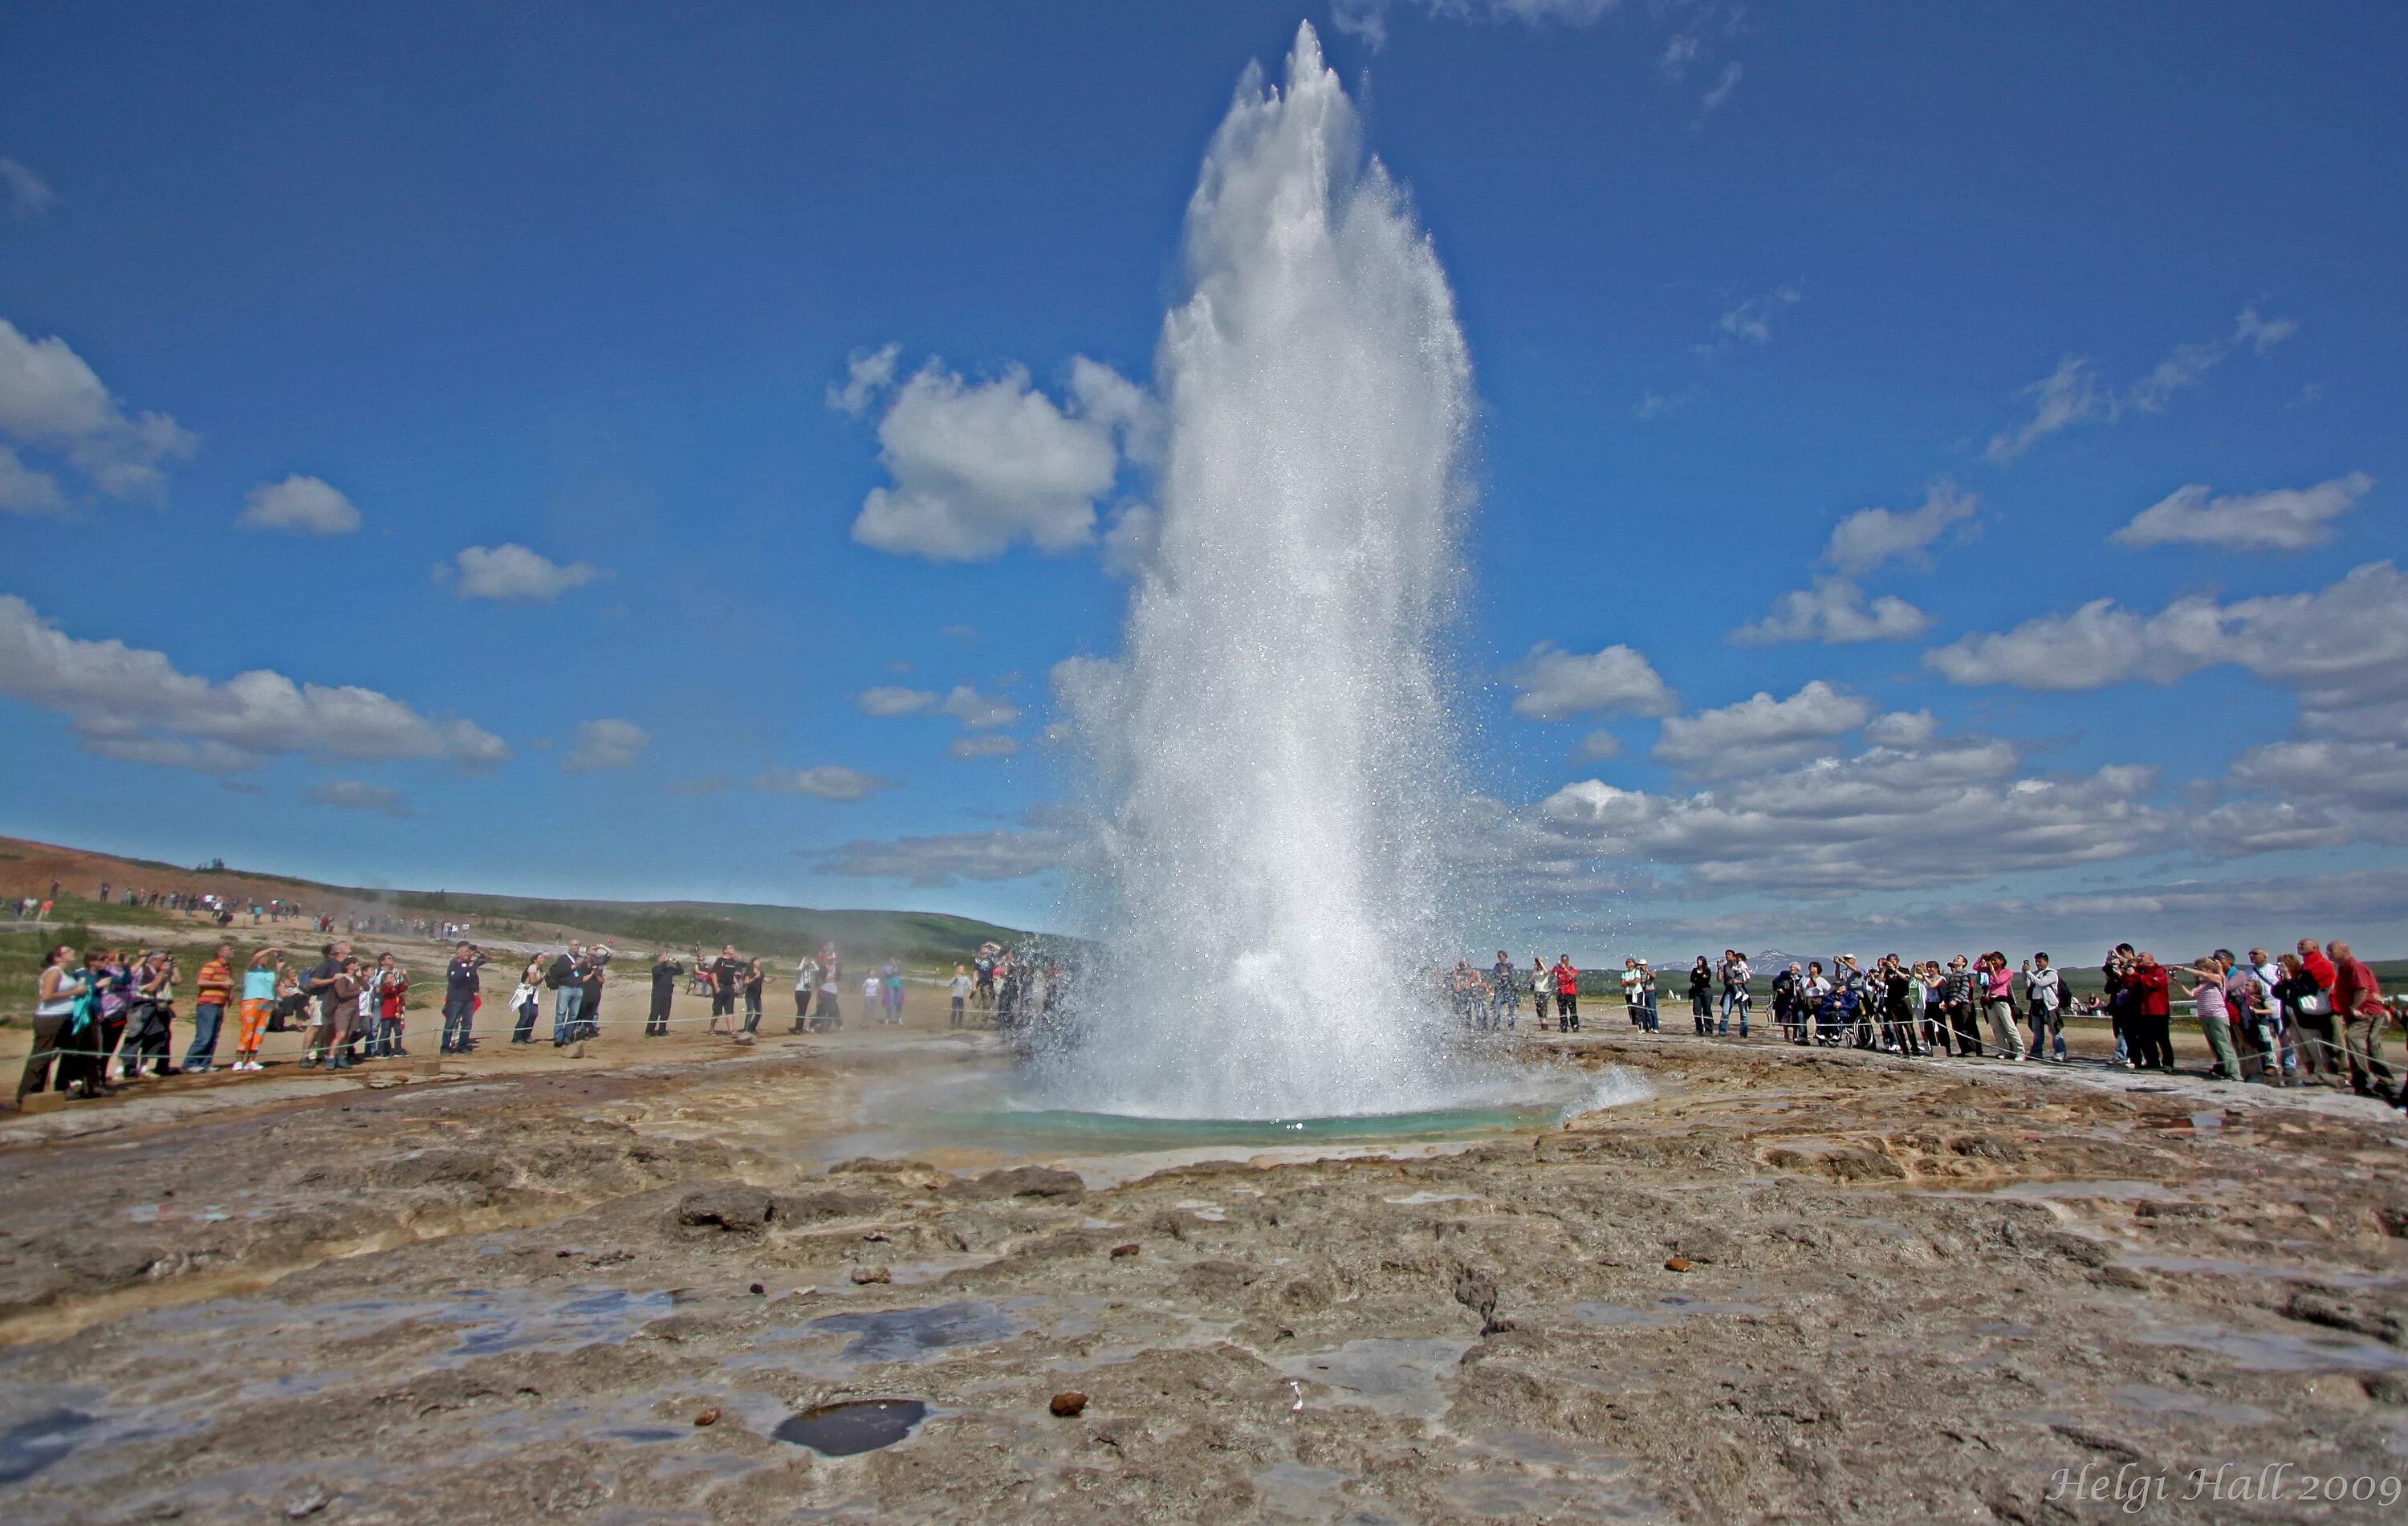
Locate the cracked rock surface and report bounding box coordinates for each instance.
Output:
[2,1034,2404,1523]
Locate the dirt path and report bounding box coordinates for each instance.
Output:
[2,1032,2403,1524]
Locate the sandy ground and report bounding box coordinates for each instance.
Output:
[4,1016,2408,1524]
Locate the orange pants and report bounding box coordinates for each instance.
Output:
[238,999,270,1054]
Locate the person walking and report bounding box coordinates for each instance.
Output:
[1688,958,1713,1036]
[2020,954,2064,1062]
[649,950,681,1036]
[186,944,235,1073]
[2332,940,2397,1102]
[1552,955,1580,1033]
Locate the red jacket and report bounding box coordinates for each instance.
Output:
[1553,962,1578,996]
[2335,958,2386,1020]
[2128,961,2170,1017]
[2304,951,2338,995]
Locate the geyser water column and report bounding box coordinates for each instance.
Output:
[1050,23,1479,1121]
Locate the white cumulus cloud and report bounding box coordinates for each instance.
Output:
[1825,479,1978,575]
[2111,472,2373,553]
[563,718,649,773]
[840,351,1154,563]
[811,807,1076,886]
[0,317,197,500]
[1507,642,1678,721]
[239,474,362,535]
[0,593,508,775]
[857,686,937,718]
[939,685,1021,730]
[1653,680,1873,777]
[1731,576,1931,646]
[0,443,64,515]
[754,765,898,802]
[438,543,604,602]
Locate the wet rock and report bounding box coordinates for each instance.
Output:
[1670,1226,1735,1264]
[771,1189,880,1223]
[676,1184,774,1234]
[944,1166,1086,1202]
[1452,1265,1511,1335]
[2288,1289,2408,1345]
[1180,1259,1259,1299]
[850,1265,893,1284]
[1049,1391,1088,1417]
[2363,1373,2408,1405]
[1109,1242,1140,1259]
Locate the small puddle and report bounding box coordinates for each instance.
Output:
[771,1398,929,1456]
[1570,1294,1769,1329]
[2133,1323,2408,1373]
[1275,1337,1472,1418]
[0,1408,96,1486]
[799,1300,1020,1363]
[2111,1385,2276,1426]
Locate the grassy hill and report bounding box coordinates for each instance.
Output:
[378,889,1027,966]
[0,835,1032,971]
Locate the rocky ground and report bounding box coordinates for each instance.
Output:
[3,1031,2407,1524]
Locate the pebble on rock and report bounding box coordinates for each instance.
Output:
[694,1407,722,1426]
[1664,1258,1694,1272]
[1109,1243,1140,1258]
[1049,1392,1088,1417]
[851,1265,893,1284]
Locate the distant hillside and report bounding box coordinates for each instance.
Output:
[380,890,1028,966]
[0,836,1031,967]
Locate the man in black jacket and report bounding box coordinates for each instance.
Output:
[441,941,486,1054]
[649,952,681,1036]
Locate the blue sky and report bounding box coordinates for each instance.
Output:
[2,2,2402,956]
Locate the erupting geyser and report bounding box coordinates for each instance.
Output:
[1045,23,1482,1120]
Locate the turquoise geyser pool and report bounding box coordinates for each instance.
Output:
[792,1051,1651,1180]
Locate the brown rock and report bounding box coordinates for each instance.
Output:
[1049,1391,1088,1417]
[694,1407,721,1426]
[1109,1243,1140,1258]
[849,1265,893,1284]
[1665,1258,1694,1272]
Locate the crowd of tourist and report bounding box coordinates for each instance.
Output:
[1443,938,2403,1108]
[14,905,2398,1114]
[10,928,1014,1105]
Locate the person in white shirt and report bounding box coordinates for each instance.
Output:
[948,964,973,1028]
